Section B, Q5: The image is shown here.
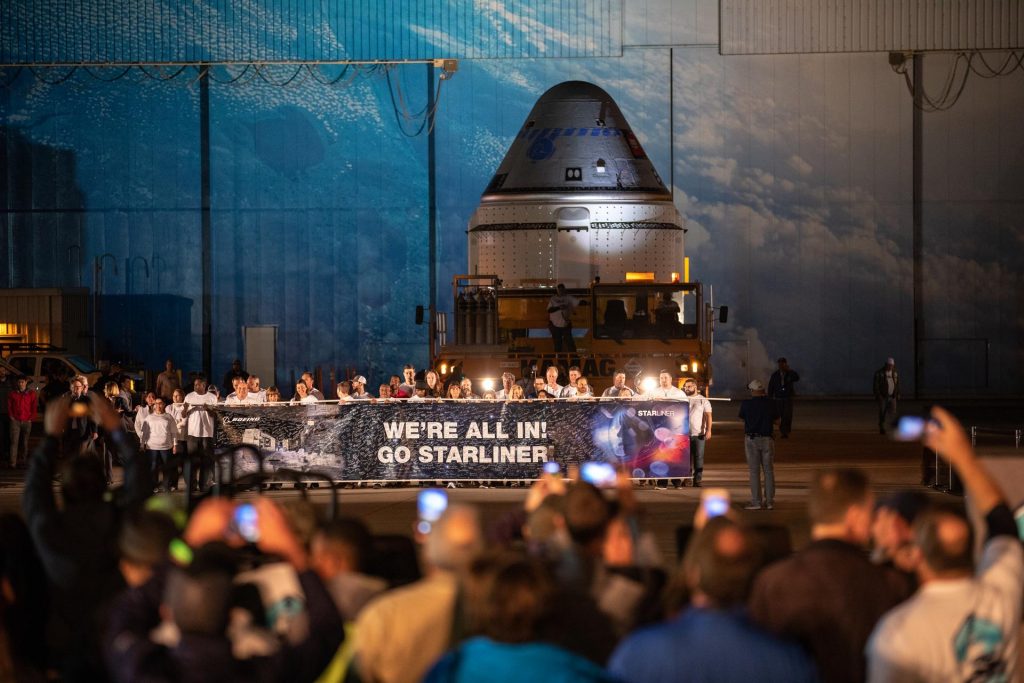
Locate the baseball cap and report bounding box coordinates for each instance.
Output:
[352,375,367,385]
[748,379,765,391]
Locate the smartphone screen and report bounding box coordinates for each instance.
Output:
[701,488,731,518]
[543,461,560,475]
[581,461,617,487]
[892,416,927,441]
[233,504,260,543]
[418,489,448,524]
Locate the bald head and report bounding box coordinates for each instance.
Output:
[424,504,484,573]
[914,503,974,578]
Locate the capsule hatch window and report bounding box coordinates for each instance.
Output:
[593,285,698,340]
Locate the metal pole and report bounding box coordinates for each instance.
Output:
[912,53,924,399]
[200,64,212,380]
[669,47,674,200]
[427,62,438,364]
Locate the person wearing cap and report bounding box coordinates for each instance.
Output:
[738,379,779,510]
[351,376,372,400]
[872,358,900,435]
[767,357,799,438]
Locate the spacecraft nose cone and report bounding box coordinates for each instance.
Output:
[482,81,670,198]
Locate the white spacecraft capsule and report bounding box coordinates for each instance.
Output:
[468,80,684,288]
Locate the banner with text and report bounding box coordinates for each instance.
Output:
[211,400,690,481]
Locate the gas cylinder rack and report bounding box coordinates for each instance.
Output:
[452,275,500,348]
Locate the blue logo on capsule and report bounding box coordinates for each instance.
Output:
[527,138,555,160]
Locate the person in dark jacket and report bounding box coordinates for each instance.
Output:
[22,394,150,682]
[748,468,910,683]
[872,357,900,434]
[738,380,779,510]
[766,357,799,438]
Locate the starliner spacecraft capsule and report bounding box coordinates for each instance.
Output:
[436,81,723,395]
[468,80,684,287]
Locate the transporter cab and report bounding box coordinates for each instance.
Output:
[433,81,726,393]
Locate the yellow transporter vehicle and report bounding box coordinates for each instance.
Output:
[433,81,725,393]
[436,275,719,394]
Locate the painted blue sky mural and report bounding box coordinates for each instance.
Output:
[1,0,1021,395]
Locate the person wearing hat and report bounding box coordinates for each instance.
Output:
[350,376,372,400]
[872,358,900,435]
[738,379,779,510]
[767,357,799,438]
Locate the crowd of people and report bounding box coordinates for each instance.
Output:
[0,395,1018,682]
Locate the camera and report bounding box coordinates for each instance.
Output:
[232,504,260,543]
[417,489,448,534]
[580,461,617,487]
[891,415,931,441]
[701,488,731,518]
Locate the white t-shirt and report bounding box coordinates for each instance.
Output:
[547,293,577,327]
[141,413,179,451]
[867,535,1023,682]
[224,394,260,405]
[133,405,151,436]
[686,393,713,436]
[167,402,188,440]
[184,391,218,438]
[645,386,686,400]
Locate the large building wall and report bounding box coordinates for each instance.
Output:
[1,0,1021,395]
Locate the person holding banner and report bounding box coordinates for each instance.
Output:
[351,376,372,400]
[302,371,326,401]
[644,371,685,399]
[601,372,628,398]
[424,369,445,398]
[544,366,564,397]
[460,378,478,400]
[398,365,418,397]
[495,372,516,400]
[292,382,318,405]
[183,376,217,491]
